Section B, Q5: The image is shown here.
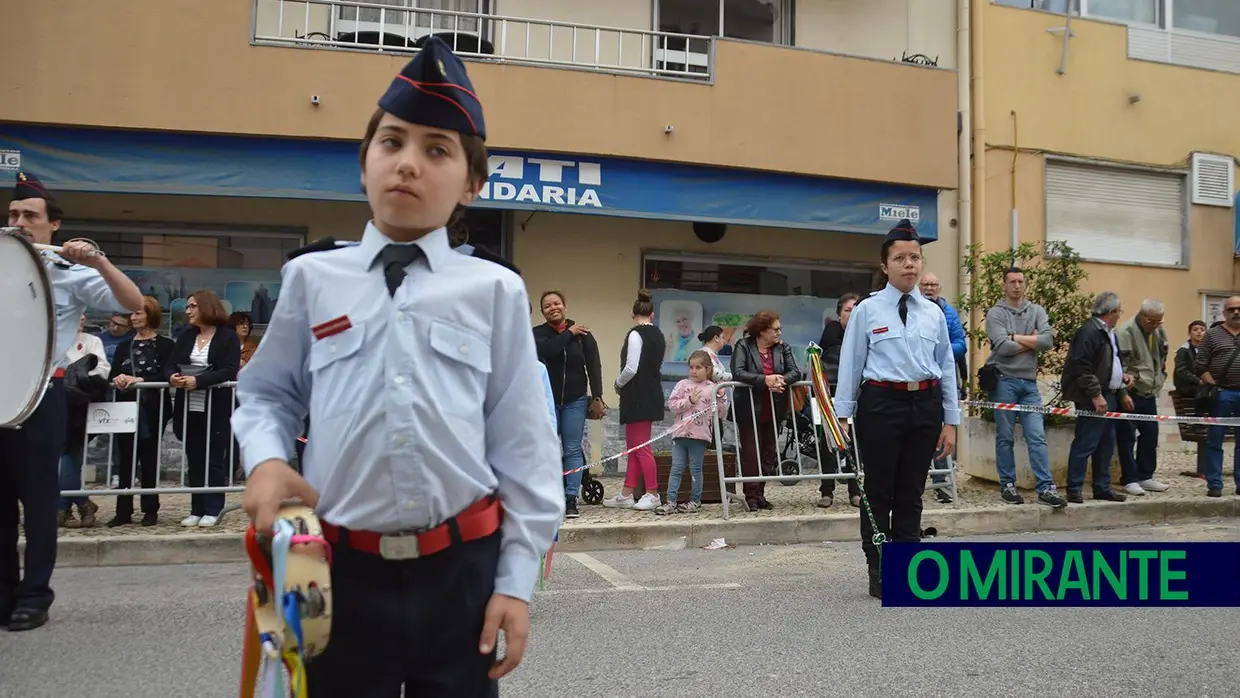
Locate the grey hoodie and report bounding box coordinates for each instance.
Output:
[984,299,1053,380]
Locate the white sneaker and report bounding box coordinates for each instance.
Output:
[198,515,219,527]
[1124,482,1146,496]
[1138,478,1169,492]
[180,515,202,527]
[633,493,661,511]
[602,494,635,509]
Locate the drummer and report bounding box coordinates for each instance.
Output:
[232,37,563,694]
[3,172,143,631]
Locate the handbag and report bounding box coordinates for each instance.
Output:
[978,363,999,393]
[1196,335,1240,416]
[587,397,608,420]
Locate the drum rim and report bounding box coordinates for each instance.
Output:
[0,232,56,428]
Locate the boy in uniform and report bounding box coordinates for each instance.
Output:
[833,220,960,600]
[232,37,563,696]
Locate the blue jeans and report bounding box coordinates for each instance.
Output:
[667,437,708,505]
[59,451,88,510]
[991,375,1055,493]
[1115,394,1159,485]
[557,396,588,497]
[1205,388,1240,491]
[1066,391,1118,493]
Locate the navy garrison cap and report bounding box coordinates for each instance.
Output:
[377,36,486,141]
[12,171,53,202]
[884,218,921,245]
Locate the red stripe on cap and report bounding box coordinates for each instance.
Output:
[409,79,481,103]
[395,75,479,136]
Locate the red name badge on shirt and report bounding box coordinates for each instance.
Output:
[312,315,352,340]
[872,327,889,335]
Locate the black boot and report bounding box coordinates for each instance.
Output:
[868,566,882,599]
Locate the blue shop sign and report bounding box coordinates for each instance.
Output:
[0,123,940,240]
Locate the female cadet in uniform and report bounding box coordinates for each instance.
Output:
[231,37,564,696]
[832,220,960,599]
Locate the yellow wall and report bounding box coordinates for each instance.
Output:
[983,5,1240,164]
[1,0,957,189]
[980,148,1234,358]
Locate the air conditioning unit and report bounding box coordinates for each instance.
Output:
[1191,152,1235,208]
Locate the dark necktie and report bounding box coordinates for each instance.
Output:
[899,294,910,326]
[379,244,422,298]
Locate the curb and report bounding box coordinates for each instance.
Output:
[38,497,1240,567]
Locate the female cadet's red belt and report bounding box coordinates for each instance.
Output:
[319,496,502,560]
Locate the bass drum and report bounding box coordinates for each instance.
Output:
[0,231,56,427]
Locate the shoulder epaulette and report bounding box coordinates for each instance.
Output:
[286,237,359,261]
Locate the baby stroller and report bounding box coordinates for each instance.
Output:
[579,467,606,505]
[778,406,821,485]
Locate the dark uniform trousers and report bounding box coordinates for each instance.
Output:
[854,382,944,568]
[0,379,67,616]
[306,528,503,698]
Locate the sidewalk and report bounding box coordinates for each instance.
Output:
[36,449,1237,566]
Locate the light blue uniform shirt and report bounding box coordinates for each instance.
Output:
[536,361,557,429]
[231,223,564,602]
[45,252,130,369]
[833,283,961,425]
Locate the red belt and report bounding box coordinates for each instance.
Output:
[52,368,65,379]
[320,496,502,560]
[866,379,939,392]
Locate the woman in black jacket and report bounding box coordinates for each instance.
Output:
[731,309,802,511]
[106,296,176,527]
[533,290,604,517]
[165,290,241,527]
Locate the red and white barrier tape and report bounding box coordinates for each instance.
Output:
[561,404,719,477]
[963,400,1240,427]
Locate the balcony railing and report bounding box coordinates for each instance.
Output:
[252,0,715,80]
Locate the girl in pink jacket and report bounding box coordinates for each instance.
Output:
[657,350,729,514]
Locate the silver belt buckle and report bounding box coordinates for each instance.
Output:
[906,381,921,391]
[378,533,421,560]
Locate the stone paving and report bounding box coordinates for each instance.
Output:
[45,447,1233,541]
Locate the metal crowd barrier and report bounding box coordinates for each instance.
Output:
[60,381,249,523]
[711,380,958,520]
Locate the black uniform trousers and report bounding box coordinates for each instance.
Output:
[0,379,67,616]
[306,529,503,698]
[853,382,944,568]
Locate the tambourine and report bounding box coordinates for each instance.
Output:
[0,229,56,428]
[241,504,333,698]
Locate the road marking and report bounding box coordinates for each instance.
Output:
[565,553,643,590]
[537,583,742,596]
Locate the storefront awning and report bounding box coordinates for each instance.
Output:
[0,123,941,240]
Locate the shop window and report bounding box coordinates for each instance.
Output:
[53,222,304,337]
[642,252,874,369]
[655,0,792,74]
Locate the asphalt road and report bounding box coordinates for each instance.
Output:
[2,521,1237,698]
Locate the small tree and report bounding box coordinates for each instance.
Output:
[954,240,1093,409]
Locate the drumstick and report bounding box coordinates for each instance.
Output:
[1,227,103,256]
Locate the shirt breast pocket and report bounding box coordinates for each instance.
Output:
[428,320,492,417]
[868,326,905,348]
[308,324,367,418]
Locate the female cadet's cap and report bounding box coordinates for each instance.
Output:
[884,218,921,244]
[377,36,486,141]
[12,171,54,202]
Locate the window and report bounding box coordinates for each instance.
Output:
[336,0,486,44]
[1084,0,1163,26]
[53,222,304,332]
[1044,160,1186,267]
[1174,0,1240,38]
[992,0,1075,12]
[655,0,792,74]
[643,254,873,299]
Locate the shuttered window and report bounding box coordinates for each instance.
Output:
[1045,160,1186,266]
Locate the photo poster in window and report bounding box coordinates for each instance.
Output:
[81,266,282,341]
[652,288,838,394]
